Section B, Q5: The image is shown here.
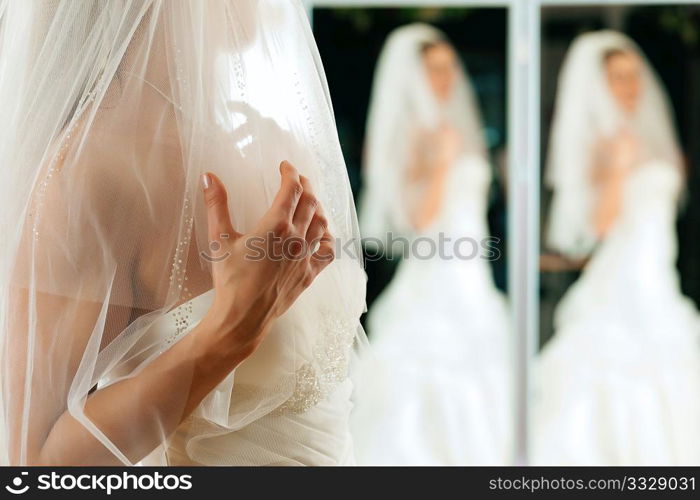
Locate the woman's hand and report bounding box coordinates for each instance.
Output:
[199,161,335,361]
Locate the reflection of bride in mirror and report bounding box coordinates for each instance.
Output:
[351,24,511,465]
[536,30,700,465]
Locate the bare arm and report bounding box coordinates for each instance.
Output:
[31,299,252,465]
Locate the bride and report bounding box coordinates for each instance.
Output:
[535,30,700,465]
[0,0,366,466]
[351,24,511,465]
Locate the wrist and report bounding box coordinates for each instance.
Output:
[195,306,260,369]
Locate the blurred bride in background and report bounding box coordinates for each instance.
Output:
[351,24,511,465]
[536,30,700,465]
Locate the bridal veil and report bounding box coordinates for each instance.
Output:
[0,0,366,465]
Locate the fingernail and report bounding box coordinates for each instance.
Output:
[201,173,211,190]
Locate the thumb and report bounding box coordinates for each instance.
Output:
[201,172,240,246]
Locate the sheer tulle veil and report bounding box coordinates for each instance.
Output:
[0,0,366,465]
[545,30,681,258]
[359,23,486,247]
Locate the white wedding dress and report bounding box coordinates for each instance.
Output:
[118,291,357,466]
[534,161,700,465]
[353,155,512,465]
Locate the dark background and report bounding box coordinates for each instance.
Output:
[539,5,700,346]
[312,7,509,330]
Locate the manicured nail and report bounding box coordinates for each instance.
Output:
[201,173,211,190]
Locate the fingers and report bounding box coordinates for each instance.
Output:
[304,176,329,247]
[310,231,335,273]
[262,161,336,276]
[293,176,319,234]
[305,213,328,249]
[270,161,302,220]
[280,166,334,270]
[201,172,239,245]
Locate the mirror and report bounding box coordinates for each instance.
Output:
[312,4,513,465]
[536,4,700,465]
